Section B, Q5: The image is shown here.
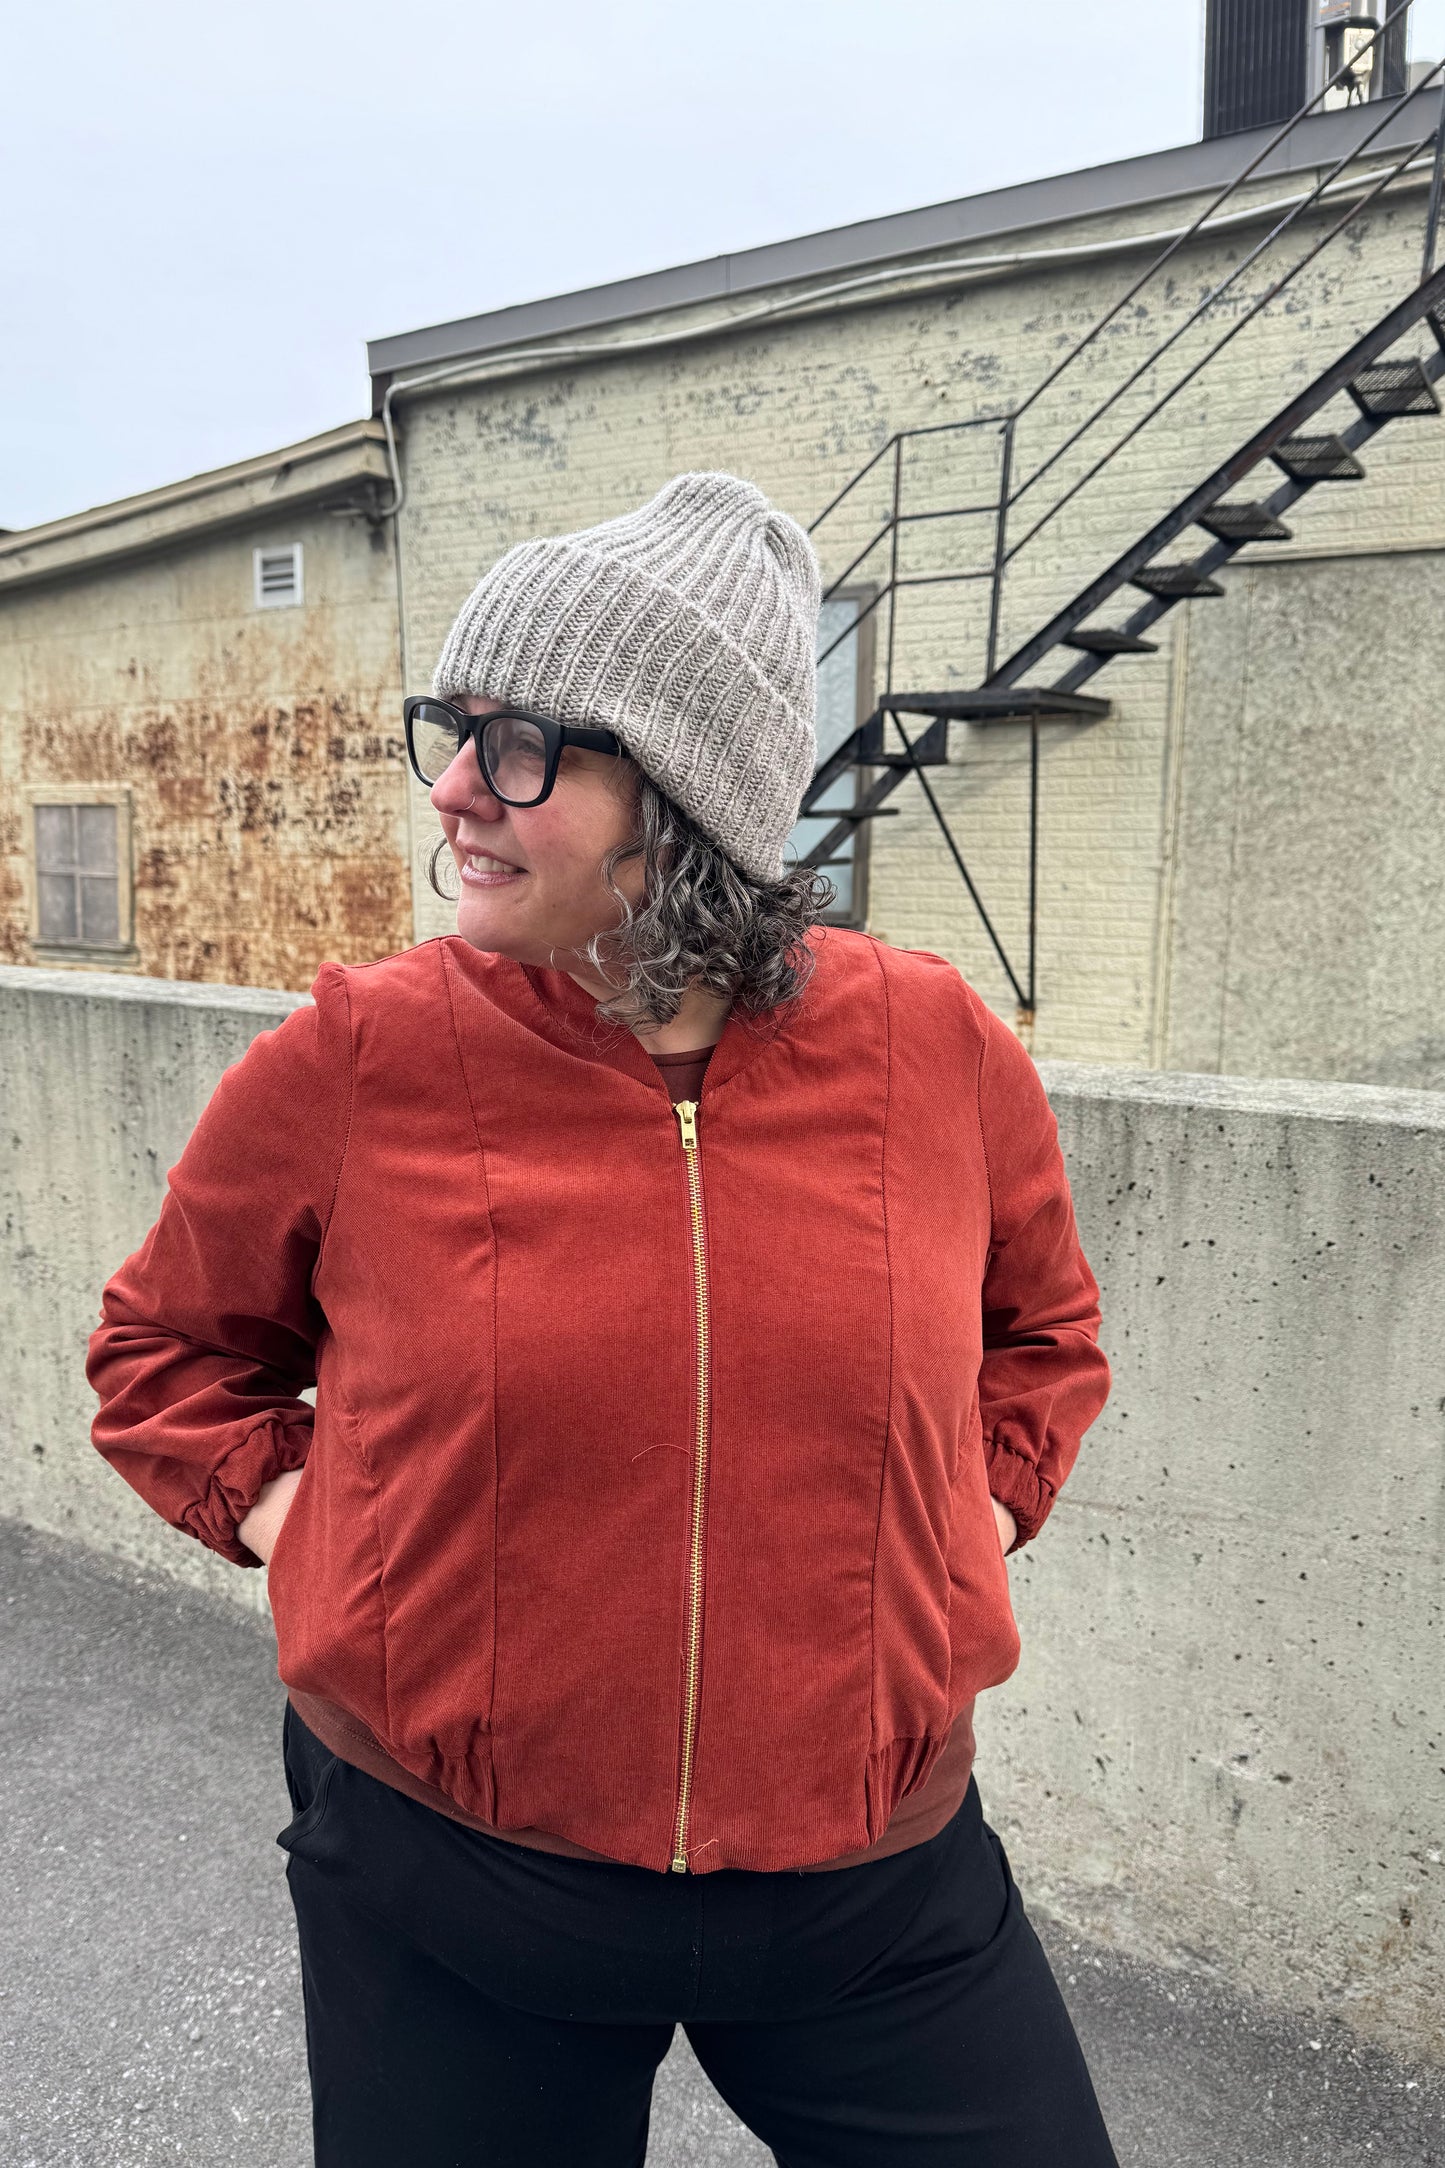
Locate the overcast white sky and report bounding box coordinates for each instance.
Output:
[5,0,1445,530]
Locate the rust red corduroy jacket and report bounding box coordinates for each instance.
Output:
[87,925,1110,1875]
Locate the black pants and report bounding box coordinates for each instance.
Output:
[279,1706,1118,2167]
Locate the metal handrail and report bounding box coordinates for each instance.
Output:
[991,253,1445,687]
[1005,61,1445,542]
[1002,111,1441,569]
[895,502,1004,524]
[807,0,1445,704]
[808,408,1015,538]
[799,0,1445,1017]
[1008,0,1425,431]
[819,519,898,603]
[814,583,889,670]
[1009,59,1445,517]
[819,503,1006,603]
[813,412,1014,667]
[807,435,899,533]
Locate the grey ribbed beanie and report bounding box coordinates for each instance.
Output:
[432,472,821,882]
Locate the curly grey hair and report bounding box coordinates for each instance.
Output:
[428,757,834,1030]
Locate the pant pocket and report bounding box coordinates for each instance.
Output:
[278,1703,343,1854]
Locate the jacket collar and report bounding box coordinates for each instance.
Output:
[440,928,833,1102]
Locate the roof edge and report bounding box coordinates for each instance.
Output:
[0,420,389,595]
[367,98,1441,386]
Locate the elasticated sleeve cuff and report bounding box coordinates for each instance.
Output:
[985,1434,1057,1551]
[179,1418,315,1566]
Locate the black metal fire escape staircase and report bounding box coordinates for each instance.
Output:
[799,15,1445,1023]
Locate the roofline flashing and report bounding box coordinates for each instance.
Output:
[2,421,388,559]
[0,422,391,595]
[367,95,1443,386]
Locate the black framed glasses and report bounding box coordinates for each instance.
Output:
[403,696,623,807]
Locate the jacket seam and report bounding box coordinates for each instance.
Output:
[104,1315,318,1373]
[514,955,633,1061]
[314,964,357,1277]
[866,939,897,1771]
[297,1699,379,1754]
[440,940,500,1736]
[365,1435,398,1743]
[972,991,996,1234]
[332,1385,399,1744]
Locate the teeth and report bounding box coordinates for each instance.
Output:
[467,853,518,872]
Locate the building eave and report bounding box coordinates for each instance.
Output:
[0,421,391,596]
[367,95,1442,396]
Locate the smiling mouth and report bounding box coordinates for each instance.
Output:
[459,848,526,883]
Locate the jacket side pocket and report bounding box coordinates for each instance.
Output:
[945,1393,1022,1706]
[266,1396,391,1748]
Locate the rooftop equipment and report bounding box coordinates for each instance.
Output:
[1205,0,1312,137]
[1205,0,1409,138]
[1313,1,1409,105]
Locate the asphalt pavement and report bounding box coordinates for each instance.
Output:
[1,1516,1440,2167]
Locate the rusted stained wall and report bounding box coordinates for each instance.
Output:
[0,509,409,991]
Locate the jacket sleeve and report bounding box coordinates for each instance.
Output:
[85,963,353,1568]
[973,1001,1111,1550]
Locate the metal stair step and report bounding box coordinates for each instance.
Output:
[854,712,950,767]
[1348,358,1441,418]
[1271,434,1365,482]
[1131,564,1225,599]
[1062,626,1159,655]
[864,752,949,769]
[983,262,1445,694]
[905,687,1110,725]
[1198,502,1294,542]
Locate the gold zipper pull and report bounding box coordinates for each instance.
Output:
[674,1099,698,1151]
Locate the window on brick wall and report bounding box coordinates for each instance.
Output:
[254,542,304,609]
[29,789,134,955]
[786,591,874,926]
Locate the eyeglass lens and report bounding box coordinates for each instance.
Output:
[480,713,549,803]
[410,704,550,804]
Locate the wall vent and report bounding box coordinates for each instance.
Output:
[254,542,304,609]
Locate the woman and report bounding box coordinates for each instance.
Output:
[88,471,1119,2167]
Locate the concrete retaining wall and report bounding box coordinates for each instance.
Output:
[1,965,307,1612]
[980,1059,1445,2070]
[3,964,1441,2062]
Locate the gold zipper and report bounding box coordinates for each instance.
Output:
[669,1097,710,1872]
